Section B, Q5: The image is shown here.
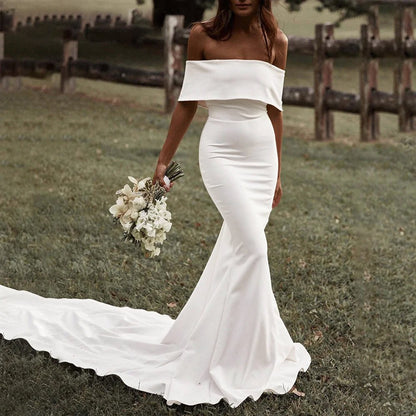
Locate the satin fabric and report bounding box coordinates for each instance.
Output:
[178,59,285,111]
[0,60,311,408]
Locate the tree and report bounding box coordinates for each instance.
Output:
[151,0,216,27]
[283,0,372,26]
[146,0,372,29]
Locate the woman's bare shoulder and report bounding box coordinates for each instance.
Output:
[272,28,288,71]
[190,22,208,35]
[187,22,209,60]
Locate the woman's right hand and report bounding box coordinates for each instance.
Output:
[152,161,174,192]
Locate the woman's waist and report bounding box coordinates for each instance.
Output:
[205,98,268,121]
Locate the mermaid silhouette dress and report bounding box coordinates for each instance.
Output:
[0,59,311,408]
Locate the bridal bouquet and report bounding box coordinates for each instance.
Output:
[109,161,184,258]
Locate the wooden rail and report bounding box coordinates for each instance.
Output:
[164,10,416,141]
[1,5,415,140]
[1,12,127,32]
[0,11,161,44]
[69,60,164,87]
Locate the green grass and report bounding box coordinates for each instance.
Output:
[0,75,415,416]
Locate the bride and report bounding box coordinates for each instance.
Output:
[0,0,311,409]
[153,0,311,401]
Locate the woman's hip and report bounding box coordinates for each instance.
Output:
[198,114,278,209]
[199,113,275,154]
[199,114,278,175]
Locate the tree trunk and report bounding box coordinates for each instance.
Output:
[152,0,205,28]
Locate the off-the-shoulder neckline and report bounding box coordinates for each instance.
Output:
[185,59,285,74]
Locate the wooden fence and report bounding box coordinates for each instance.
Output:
[165,3,416,141]
[1,2,416,141]
[0,10,162,44]
[1,11,129,32]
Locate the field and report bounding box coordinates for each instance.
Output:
[4,0,154,21]
[1,1,415,415]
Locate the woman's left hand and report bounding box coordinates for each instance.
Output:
[272,177,282,209]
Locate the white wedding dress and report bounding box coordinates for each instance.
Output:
[0,59,311,408]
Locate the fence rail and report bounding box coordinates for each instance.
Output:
[163,7,416,141]
[70,60,164,87]
[1,12,128,32]
[1,4,416,140]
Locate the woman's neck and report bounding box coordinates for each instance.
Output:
[232,13,260,34]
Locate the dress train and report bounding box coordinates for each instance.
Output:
[0,59,311,408]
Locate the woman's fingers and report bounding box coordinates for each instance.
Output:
[272,185,282,208]
[152,163,175,192]
[152,162,167,185]
[158,177,174,192]
[159,178,168,191]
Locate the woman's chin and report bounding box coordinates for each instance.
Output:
[232,7,257,17]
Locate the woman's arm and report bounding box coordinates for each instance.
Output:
[152,101,198,190]
[268,29,288,209]
[152,23,206,190]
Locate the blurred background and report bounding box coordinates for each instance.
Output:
[2,0,415,139]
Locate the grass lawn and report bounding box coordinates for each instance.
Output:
[1,1,415,415]
[0,74,415,415]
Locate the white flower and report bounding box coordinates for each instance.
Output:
[120,218,133,233]
[109,197,128,218]
[155,217,171,232]
[131,227,142,240]
[133,196,147,211]
[143,237,155,251]
[155,231,166,244]
[134,220,145,232]
[122,184,136,199]
[138,210,148,219]
[147,228,156,238]
[121,206,137,224]
[111,175,176,258]
[142,222,153,236]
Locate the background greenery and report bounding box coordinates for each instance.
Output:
[1,1,415,415]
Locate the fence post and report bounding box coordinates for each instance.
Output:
[314,23,334,140]
[9,12,17,31]
[60,29,78,93]
[164,15,185,113]
[360,14,380,141]
[0,31,5,90]
[394,5,415,131]
[0,11,8,91]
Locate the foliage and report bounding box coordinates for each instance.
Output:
[284,0,372,26]
[195,0,216,9]
[144,0,372,27]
